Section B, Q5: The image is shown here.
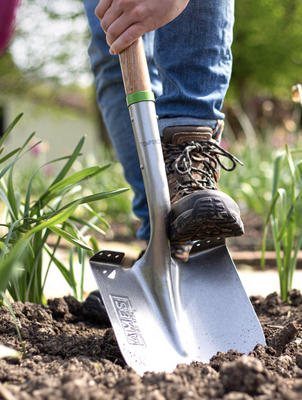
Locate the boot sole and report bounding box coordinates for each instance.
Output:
[170,191,244,243]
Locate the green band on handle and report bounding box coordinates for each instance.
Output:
[126,90,155,106]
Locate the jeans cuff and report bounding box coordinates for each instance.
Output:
[158,117,218,136]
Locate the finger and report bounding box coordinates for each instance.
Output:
[109,23,146,54]
[95,0,113,20]
[105,13,137,46]
[101,7,123,34]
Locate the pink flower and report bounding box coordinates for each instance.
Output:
[0,0,20,54]
[43,164,54,176]
[29,138,49,156]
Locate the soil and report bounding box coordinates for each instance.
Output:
[1,291,302,400]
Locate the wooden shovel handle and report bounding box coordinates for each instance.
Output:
[119,38,151,96]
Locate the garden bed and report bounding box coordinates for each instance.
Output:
[1,292,302,399]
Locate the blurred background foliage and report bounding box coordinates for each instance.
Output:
[1,0,301,100]
[0,0,302,242]
[232,0,302,99]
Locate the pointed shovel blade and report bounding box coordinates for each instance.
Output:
[89,238,265,375]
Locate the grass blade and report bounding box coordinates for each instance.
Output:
[89,236,99,254]
[290,228,302,288]
[0,188,17,219]
[49,226,92,251]
[7,165,18,222]
[0,140,42,180]
[272,152,285,198]
[0,114,23,149]
[24,155,72,215]
[0,202,80,292]
[70,216,106,235]
[52,189,128,214]
[82,204,110,229]
[44,244,73,288]
[31,165,111,214]
[0,148,21,165]
[69,247,77,299]
[50,135,86,187]
[48,165,110,193]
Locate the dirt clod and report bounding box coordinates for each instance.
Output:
[269,323,300,356]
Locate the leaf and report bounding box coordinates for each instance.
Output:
[48,165,110,193]
[29,137,97,215]
[82,204,110,229]
[0,188,17,219]
[17,132,38,156]
[261,223,269,269]
[50,135,86,187]
[264,188,286,225]
[79,248,86,302]
[44,244,73,287]
[32,165,111,214]
[49,226,92,251]
[53,189,128,215]
[271,152,285,198]
[0,344,20,359]
[69,216,106,235]
[285,144,295,181]
[277,189,302,241]
[24,155,72,215]
[0,148,21,164]
[0,139,42,180]
[290,228,302,287]
[297,161,302,183]
[69,247,77,298]
[0,202,80,293]
[0,114,23,149]
[4,218,23,246]
[7,165,18,221]
[89,236,99,254]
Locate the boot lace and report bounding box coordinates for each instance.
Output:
[163,139,243,196]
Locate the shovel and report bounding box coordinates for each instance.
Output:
[89,38,265,375]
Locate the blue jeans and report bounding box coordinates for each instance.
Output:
[83,0,234,241]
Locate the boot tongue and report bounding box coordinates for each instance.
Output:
[162,126,213,145]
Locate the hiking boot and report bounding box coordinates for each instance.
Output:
[162,124,244,243]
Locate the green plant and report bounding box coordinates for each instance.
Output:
[0,114,127,304]
[261,146,302,301]
[12,141,135,239]
[75,151,135,231]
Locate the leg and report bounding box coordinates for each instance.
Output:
[155,0,234,127]
[154,0,244,242]
[82,0,162,241]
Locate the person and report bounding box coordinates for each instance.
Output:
[82,0,244,319]
[0,0,20,54]
[82,0,243,251]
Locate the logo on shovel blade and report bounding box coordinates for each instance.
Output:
[111,295,145,347]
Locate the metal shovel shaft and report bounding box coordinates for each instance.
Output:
[119,38,172,269]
